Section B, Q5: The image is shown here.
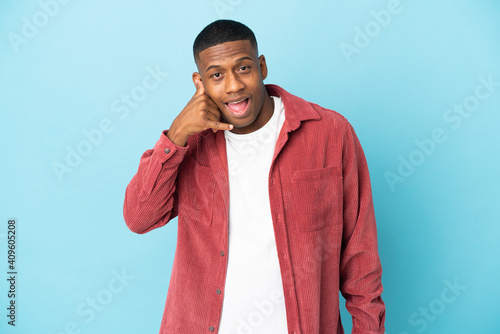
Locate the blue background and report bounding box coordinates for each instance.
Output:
[1,0,499,333]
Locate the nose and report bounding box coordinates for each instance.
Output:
[224,72,245,94]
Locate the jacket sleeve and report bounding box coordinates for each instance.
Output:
[339,121,386,334]
[123,130,189,234]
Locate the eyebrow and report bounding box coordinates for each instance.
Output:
[205,56,254,73]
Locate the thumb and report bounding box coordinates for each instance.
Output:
[194,79,205,96]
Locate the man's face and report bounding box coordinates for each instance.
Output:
[194,40,273,134]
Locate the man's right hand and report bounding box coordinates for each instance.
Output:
[166,78,233,147]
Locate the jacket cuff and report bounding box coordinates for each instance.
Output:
[152,129,189,164]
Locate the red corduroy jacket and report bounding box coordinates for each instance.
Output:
[123,84,386,334]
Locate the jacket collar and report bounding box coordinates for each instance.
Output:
[265,84,321,132]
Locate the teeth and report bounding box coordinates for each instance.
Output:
[228,98,246,104]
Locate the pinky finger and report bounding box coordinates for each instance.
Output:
[206,119,233,133]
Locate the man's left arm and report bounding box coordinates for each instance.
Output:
[339,121,386,334]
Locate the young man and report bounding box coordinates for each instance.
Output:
[123,19,385,334]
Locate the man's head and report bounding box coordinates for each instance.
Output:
[192,20,274,134]
[193,19,258,63]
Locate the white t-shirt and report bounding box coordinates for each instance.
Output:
[218,96,287,334]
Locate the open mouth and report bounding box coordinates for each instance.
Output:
[225,98,249,117]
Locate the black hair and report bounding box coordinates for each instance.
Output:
[193,19,258,62]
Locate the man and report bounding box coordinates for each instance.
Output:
[123,19,385,334]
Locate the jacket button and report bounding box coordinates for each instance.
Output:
[209,326,214,331]
[164,148,171,154]
[216,289,221,294]
[220,251,224,256]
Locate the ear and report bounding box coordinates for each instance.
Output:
[192,72,202,87]
[258,55,268,80]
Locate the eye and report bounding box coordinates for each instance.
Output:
[211,72,222,80]
[239,66,250,71]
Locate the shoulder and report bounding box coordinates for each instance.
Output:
[268,83,353,134]
[306,101,360,154]
[308,100,352,130]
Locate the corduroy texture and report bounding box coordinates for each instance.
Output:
[123,84,386,334]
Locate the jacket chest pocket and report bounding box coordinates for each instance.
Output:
[284,166,342,231]
[177,157,215,227]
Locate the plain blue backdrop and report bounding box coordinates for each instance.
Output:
[1,0,499,333]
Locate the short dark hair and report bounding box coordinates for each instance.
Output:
[193,19,258,62]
